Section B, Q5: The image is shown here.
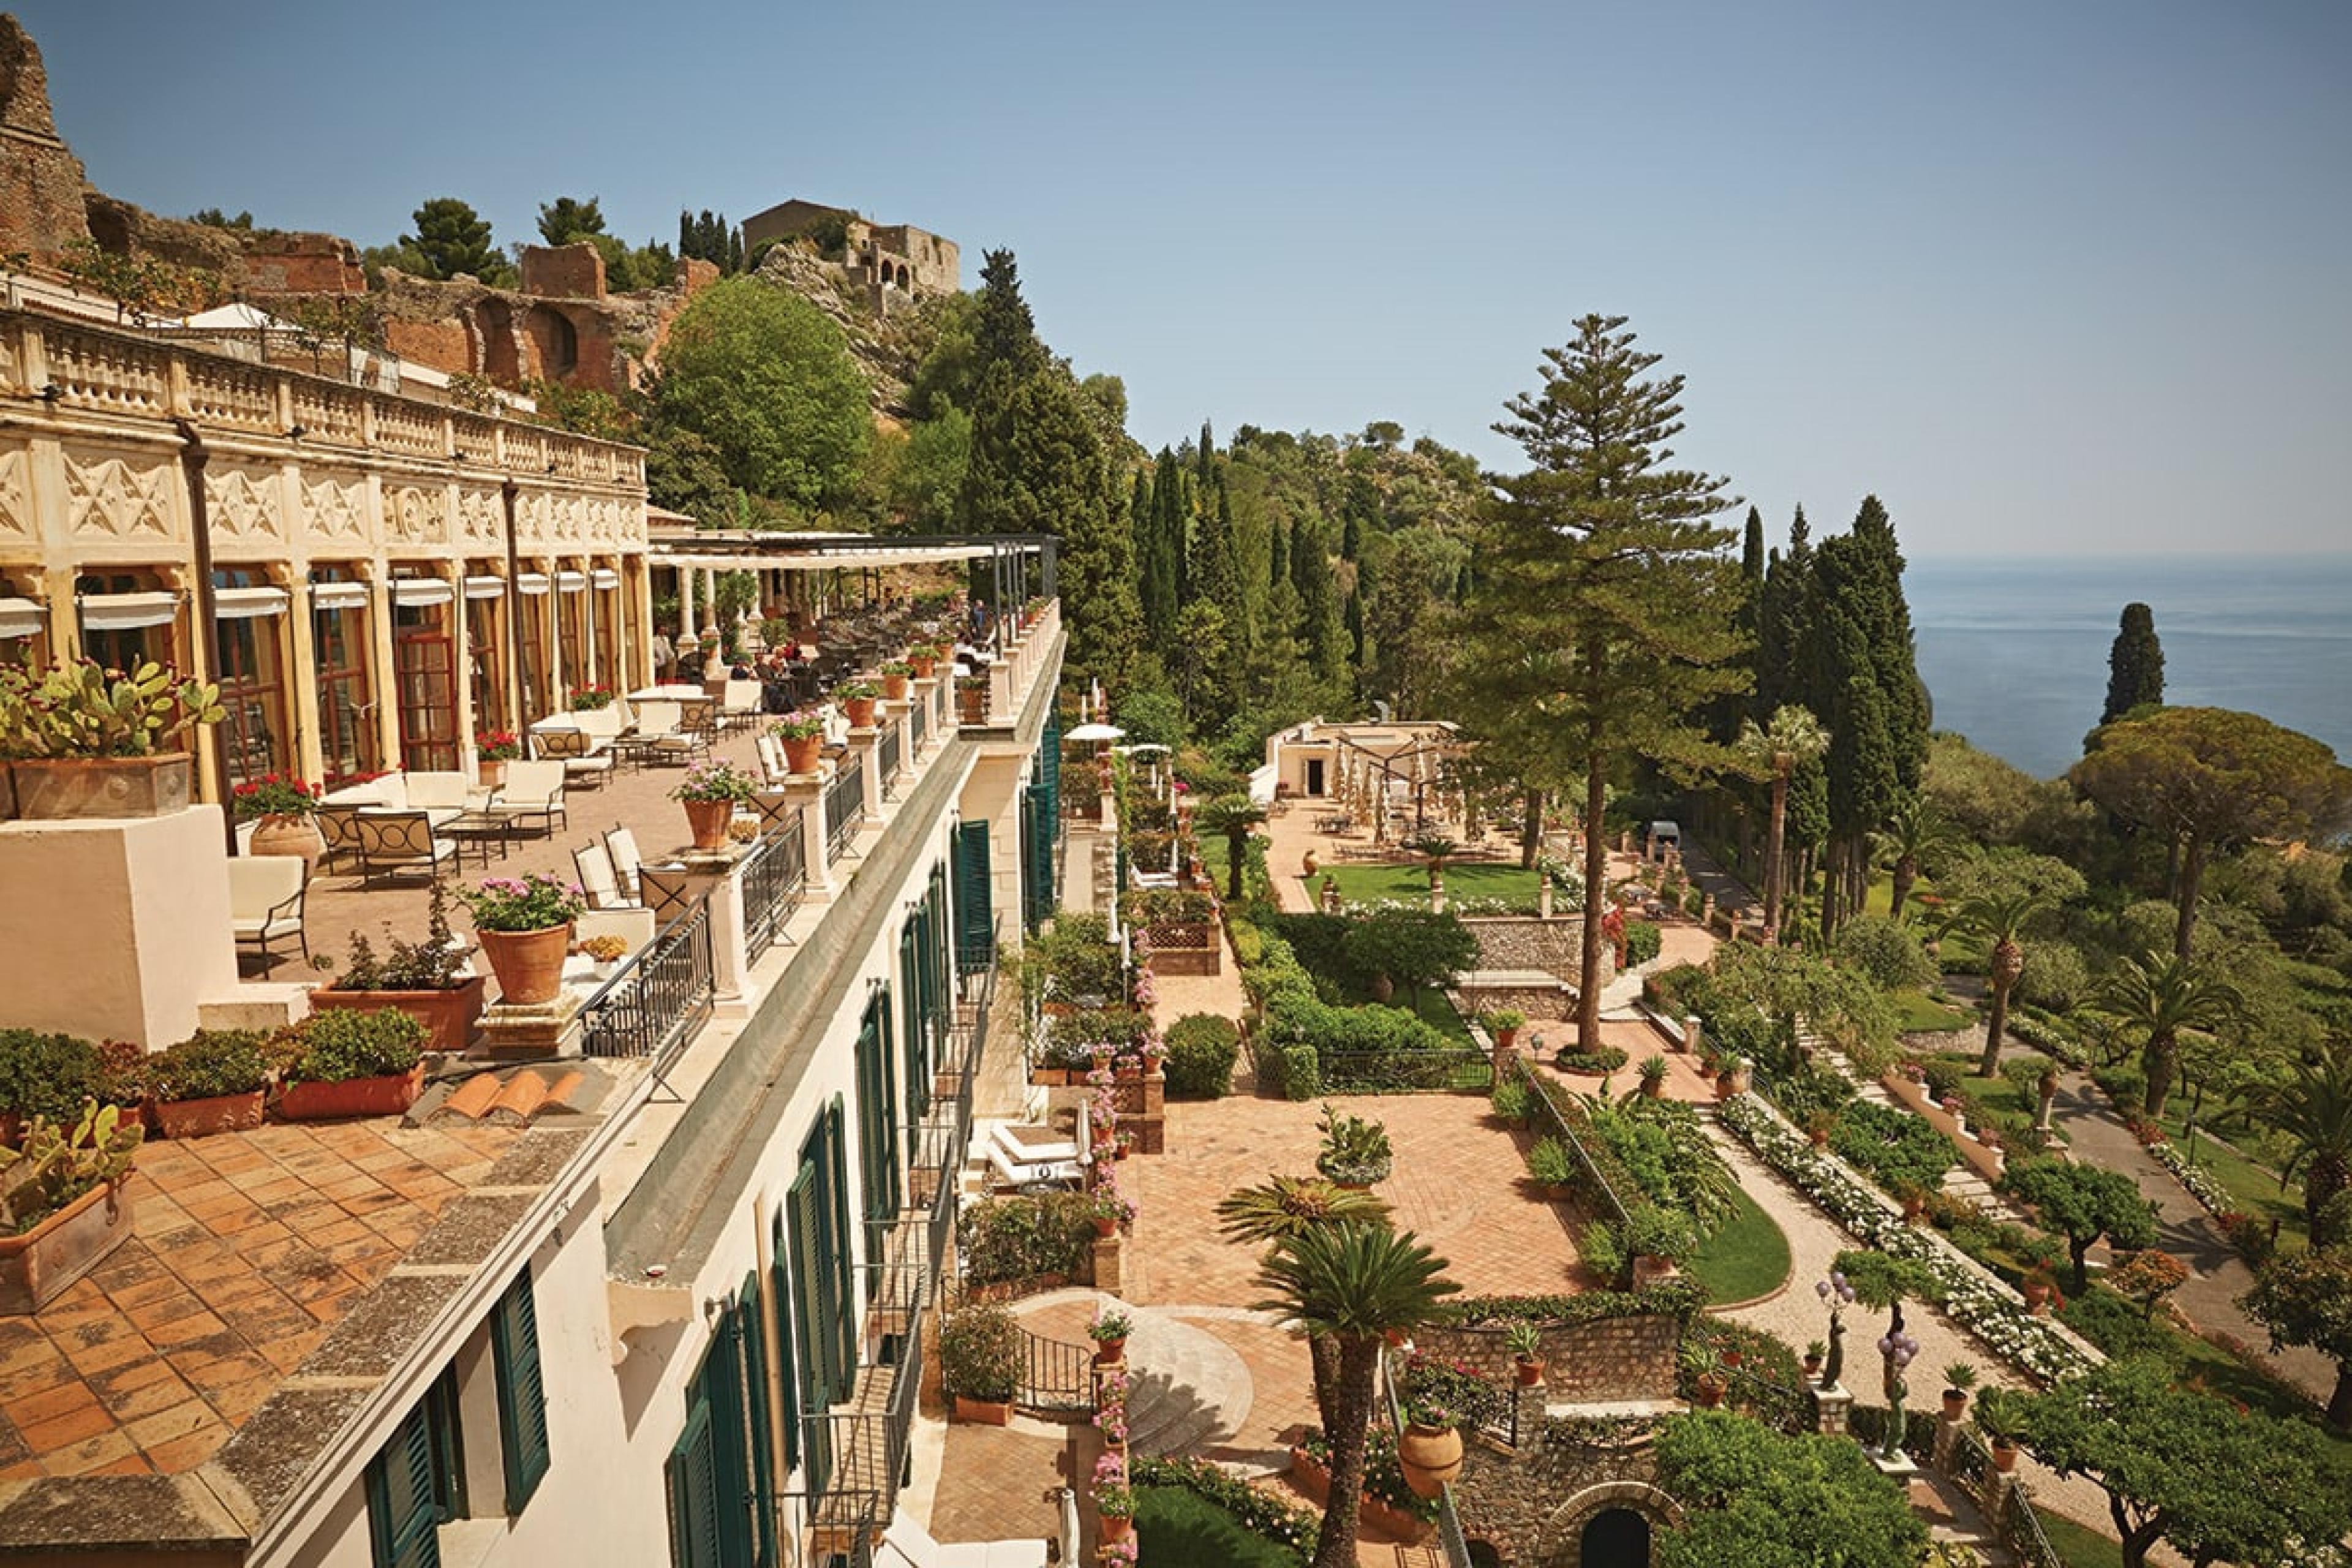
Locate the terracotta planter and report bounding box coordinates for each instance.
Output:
[0,763,14,821]
[1099,1513,1133,1544]
[682,797,734,850]
[247,813,325,880]
[958,688,987,724]
[909,656,937,679]
[309,976,486,1055]
[952,1395,1011,1426]
[2024,1282,2051,1314]
[1396,1420,1465,1499]
[1694,1376,1727,1409]
[1991,1439,2019,1474]
[844,697,878,728]
[478,922,574,1006]
[278,1063,425,1121]
[1033,1067,1069,1087]
[1515,1357,1545,1387]
[1093,1336,1126,1363]
[1803,1355,1824,1381]
[1092,1216,1118,1238]
[1642,1076,1665,1099]
[1942,1390,1969,1422]
[478,758,508,790]
[1632,1254,1679,1289]
[10,753,192,820]
[155,1088,265,1139]
[882,674,910,701]
[0,1177,136,1314]
[783,733,824,775]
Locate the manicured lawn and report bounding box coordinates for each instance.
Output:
[1689,1188,1792,1304]
[2035,1507,2125,1568]
[2149,1106,2302,1239]
[1320,861,1543,913]
[1136,1485,1303,1568]
[1889,989,1975,1034]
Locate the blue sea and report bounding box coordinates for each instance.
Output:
[1905,556,2352,781]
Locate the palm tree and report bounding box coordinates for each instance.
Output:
[1870,793,1961,924]
[1942,888,2059,1077]
[1735,705,1828,940]
[1194,792,1266,903]
[1408,833,1458,895]
[2095,949,2244,1119]
[1218,1177,1395,1434]
[1253,1224,1460,1568]
[2248,1046,2352,1243]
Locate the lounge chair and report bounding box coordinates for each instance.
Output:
[572,840,639,911]
[486,760,567,839]
[354,811,458,887]
[228,856,308,962]
[603,827,644,903]
[535,726,614,790]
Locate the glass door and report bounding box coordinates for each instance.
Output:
[393,609,459,772]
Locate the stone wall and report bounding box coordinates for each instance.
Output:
[1461,915,1603,986]
[1452,1422,1679,1568]
[1416,1314,1680,1403]
[519,241,607,301]
[242,233,364,294]
[0,16,89,263]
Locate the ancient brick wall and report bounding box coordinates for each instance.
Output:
[0,16,90,262]
[242,234,364,294]
[519,243,607,301]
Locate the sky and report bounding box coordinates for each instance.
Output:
[15,0,2352,557]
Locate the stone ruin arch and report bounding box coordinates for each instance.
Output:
[1530,1480,1682,1568]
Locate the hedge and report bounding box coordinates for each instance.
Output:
[1164,1014,1240,1098]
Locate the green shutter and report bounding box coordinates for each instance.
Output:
[665,1400,722,1568]
[1041,712,1061,820]
[767,1212,799,1473]
[367,1404,443,1568]
[735,1277,777,1568]
[489,1268,551,1512]
[786,1164,833,1495]
[824,1098,855,1391]
[900,921,929,1120]
[954,821,992,972]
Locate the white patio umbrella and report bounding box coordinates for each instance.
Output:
[1065,722,1125,743]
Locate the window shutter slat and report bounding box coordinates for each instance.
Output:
[491,1268,551,1512]
[954,821,992,973]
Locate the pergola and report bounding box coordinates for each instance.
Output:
[646,529,1057,644]
[1322,722,1466,845]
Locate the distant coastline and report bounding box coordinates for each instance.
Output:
[1905,554,2352,780]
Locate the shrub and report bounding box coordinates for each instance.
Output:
[1526,1137,1575,1186]
[148,1030,273,1102]
[1623,920,1663,968]
[955,1191,1096,1285]
[284,1008,427,1085]
[1830,1100,1959,1198]
[1163,1014,1239,1098]
[1555,1046,1628,1076]
[1832,915,1939,993]
[1490,1079,1531,1123]
[1278,1043,1320,1101]
[2056,1286,2176,1361]
[0,1031,104,1123]
[938,1302,1022,1402]
[1621,1203,1701,1265]
[1341,908,1479,1004]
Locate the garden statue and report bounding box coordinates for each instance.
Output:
[1877,1324,1919,1460]
[1815,1271,1856,1388]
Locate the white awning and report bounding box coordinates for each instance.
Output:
[213,586,290,620]
[309,581,369,612]
[515,572,551,596]
[77,590,179,630]
[556,570,587,594]
[390,578,454,608]
[464,575,506,600]
[0,597,43,639]
[592,567,620,590]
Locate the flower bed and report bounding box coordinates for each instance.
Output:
[1129,1455,1318,1556]
[1717,1092,2095,1384]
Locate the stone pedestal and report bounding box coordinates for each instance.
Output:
[1091,1232,1124,1295]
[1809,1382,1853,1436]
[480,992,585,1059]
[0,805,239,1047]
[848,725,883,816]
[782,772,831,899]
[1869,1447,1919,1482]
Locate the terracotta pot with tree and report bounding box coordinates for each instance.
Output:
[1940,1362,1977,1423]
[458,873,586,1008]
[233,773,326,878]
[940,1300,1023,1425]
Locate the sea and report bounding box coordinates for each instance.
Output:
[1904,555,2352,782]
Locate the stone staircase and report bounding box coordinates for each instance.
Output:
[1118,1306,1254,1458]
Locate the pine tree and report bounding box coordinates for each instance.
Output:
[1457,315,1747,1045]
[402,197,504,282]
[2101,602,2166,724]
[1134,468,1177,639]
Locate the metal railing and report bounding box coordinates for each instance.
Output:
[1013,1328,1099,1416]
[878,722,903,796]
[908,695,927,755]
[740,823,805,951]
[1436,1486,1475,1568]
[2002,1481,2065,1568]
[1518,1057,1633,1232]
[579,892,715,1090]
[826,755,865,861]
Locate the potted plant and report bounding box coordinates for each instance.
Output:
[1489,1077,1531,1129]
[148,1030,273,1138]
[0,1100,143,1313]
[1638,1052,1671,1099]
[568,685,615,712]
[1086,1184,1136,1238]
[1975,1387,2023,1473]
[457,872,585,1008]
[475,729,521,790]
[0,1030,107,1145]
[1806,1109,1837,1148]
[1895,1180,1931,1224]
[579,934,630,978]
[1483,1009,1526,1050]
[1941,1362,1978,1422]
[1314,1103,1393,1188]
[277,1007,429,1120]
[671,758,757,850]
[1681,1340,1728,1408]
[312,880,487,1052]
[1505,1320,1545,1386]
[1088,1303,1133,1365]
[771,712,827,775]
[939,1300,1022,1424]
[907,643,944,680]
[1526,1136,1576,1199]
[880,660,914,701]
[0,656,223,819]
[1624,1204,1699,1287]
[836,680,880,728]
[1095,1476,1136,1543]
[956,675,988,725]
[1803,1340,1826,1380]
[1396,1394,1464,1498]
[233,772,325,877]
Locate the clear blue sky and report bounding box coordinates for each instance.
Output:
[17,1,2351,556]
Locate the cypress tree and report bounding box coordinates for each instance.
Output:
[1134,469,1177,639]
[1269,518,1289,590]
[2101,602,2166,723]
